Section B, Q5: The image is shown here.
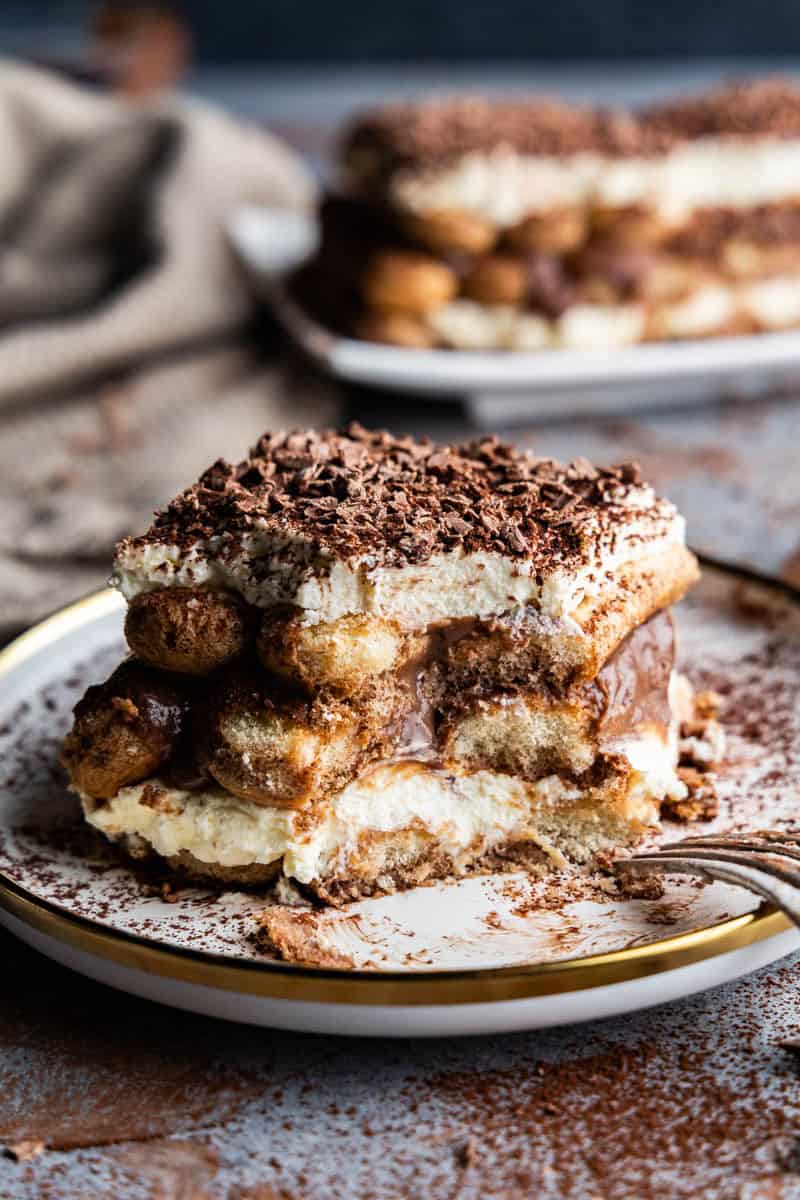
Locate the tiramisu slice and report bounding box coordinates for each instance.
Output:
[295,79,800,350]
[63,426,699,903]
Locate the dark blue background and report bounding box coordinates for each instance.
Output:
[9,1,800,62]
[181,1,799,61]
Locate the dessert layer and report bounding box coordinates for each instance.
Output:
[442,548,696,687]
[344,81,800,226]
[82,744,680,893]
[113,545,694,693]
[311,194,800,285]
[74,604,687,896]
[417,276,800,350]
[113,427,688,630]
[387,138,800,227]
[297,192,800,351]
[62,589,687,819]
[443,611,679,778]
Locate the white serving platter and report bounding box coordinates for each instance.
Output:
[228,204,800,420]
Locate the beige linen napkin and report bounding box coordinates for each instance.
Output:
[0,346,341,638]
[0,62,341,637]
[0,59,316,404]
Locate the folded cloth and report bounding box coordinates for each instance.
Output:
[0,345,341,639]
[0,60,316,405]
[0,62,338,639]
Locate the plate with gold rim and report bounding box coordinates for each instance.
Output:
[0,561,799,1037]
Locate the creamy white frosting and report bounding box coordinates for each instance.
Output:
[424,274,800,351]
[743,275,800,328]
[83,768,541,883]
[428,298,663,350]
[653,286,738,339]
[83,737,683,885]
[391,137,800,225]
[113,504,684,629]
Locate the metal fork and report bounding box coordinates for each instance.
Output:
[615,831,800,926]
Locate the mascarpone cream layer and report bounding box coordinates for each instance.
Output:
[391,137,800,225]
[84,738,684,885]
[113,508,684,629]
[427,275,800,351]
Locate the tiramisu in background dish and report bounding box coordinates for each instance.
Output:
[62,426,702,904]
[293,78,800,350]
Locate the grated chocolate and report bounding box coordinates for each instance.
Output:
[117,424,670,575]
[343,94,674,183]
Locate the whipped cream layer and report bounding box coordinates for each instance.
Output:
[426,274,800,351]
[113,430,687,629]
[428,301,647,351]
[114,531,681,629]
[391,138,800,226]
[83,741,683,885]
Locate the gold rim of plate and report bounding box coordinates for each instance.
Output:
[0,574,794,1008]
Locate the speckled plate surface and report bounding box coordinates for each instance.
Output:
[0,562,799,1035]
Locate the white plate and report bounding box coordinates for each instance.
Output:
[0,564,799,1036]
[228,204,800,419]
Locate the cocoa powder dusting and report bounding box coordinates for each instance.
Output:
[117,423,666,576]
[343,78,800,186]
[5,942,800,1198]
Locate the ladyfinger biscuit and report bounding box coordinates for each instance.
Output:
[463,254,528,305]
[62,661,189,801]
[354,310,436,347]
[125,587,256,675]
[362,251,458,315]
[195,669,397,809]
[257,610,421,696]
[403,209,497,255]
[505,208,588,254]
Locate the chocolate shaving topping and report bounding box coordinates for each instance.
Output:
[117,424,669,575]
[343,78,800,189]
[644,77,800,140]
[343,96,674,182]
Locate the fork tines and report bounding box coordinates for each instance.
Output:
[615,830,800,927]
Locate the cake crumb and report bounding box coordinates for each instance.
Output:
[3,1140,45,1162]
[454,1136,480,1168]
[663,769,719,823]
[613,867,666,900]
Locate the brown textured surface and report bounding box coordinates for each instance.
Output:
[0,933,258,1151]
[118,423,673,575]
[2,925,799,1199]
